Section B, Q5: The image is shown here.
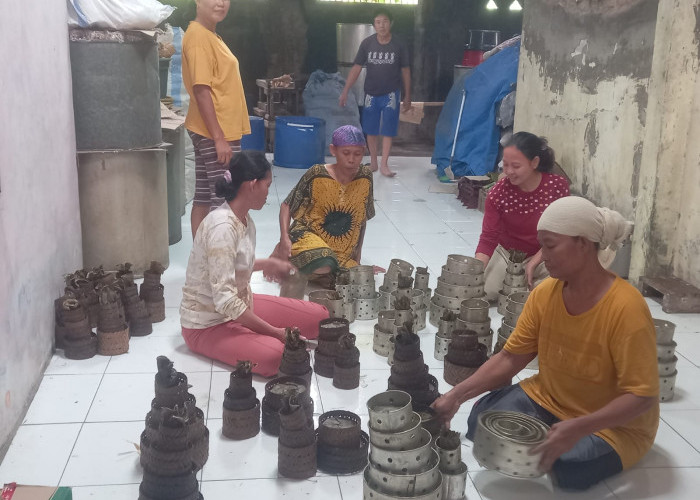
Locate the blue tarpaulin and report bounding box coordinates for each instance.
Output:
[432,41,520,178]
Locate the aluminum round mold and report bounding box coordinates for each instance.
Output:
[363,464,443,500]
[369,427,434,474]
[502,283,529,296]
[386,259,415,280]
[657,341,677,360]
[368,411,422,450]
[435,433,463,472]
[444,360,479,386]
[393,309,414,329]
[352,284,377,300]
[432,291,467,310]
[477,331,495,355]
[441,461,468,500]
[506,291,530,314]
[503,307,521,327]
[414,306,428,331]
[660,370,677,402]
[505,261,525,275]
[434,334,451,361]
[658,355,678,375]
[439,266,484,287]
[472,410,549,478]
[445,254,484,275]
[366,449,441,496]
[373,327,394,357]
[414,272,430,290]
[436,278,480,300]
[308,290,346,319]
[496,290,509,315]
[411,289,426,309]
[335,284,352,301]
[387,336,396,366]
[366,390,414,432]
[354,293,380,320]
[503,271,527,288]
[654,319,676,344]
[438,318,456,337]
[459,298,490,323]
[378,286,395,310]
[456,318,491,336]
[378,310,397,332]
[498,321,516,339]
[382,274,399,291]
[349,265,375,285]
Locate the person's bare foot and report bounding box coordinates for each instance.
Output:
[370,162,379,172]
[380,165,396,177]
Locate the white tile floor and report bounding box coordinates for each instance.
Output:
[2,157,700,499]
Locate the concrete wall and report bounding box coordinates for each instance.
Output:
[0,1,82,457]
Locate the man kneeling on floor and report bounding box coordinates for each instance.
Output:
[431,196,659,490]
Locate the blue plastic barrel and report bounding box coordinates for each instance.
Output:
[241,116,265,151]
[274,116,326,169]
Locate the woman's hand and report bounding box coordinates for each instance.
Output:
[430,392,461,428]
[530,419,586,472]
[263,257,297,283]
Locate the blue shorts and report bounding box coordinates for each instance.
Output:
[362,89,401,137]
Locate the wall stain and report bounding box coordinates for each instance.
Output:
[631,141,644,200]
[635,84,648,127]
[584,112,599,157]
[694,4,700,60]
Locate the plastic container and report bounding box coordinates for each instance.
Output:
[274,116,326,169]
[241,116,266,152]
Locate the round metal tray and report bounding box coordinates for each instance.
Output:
[445,254,484,275]
[366,449,441,496]
[367,390,414,432]
[473,411,549,479]
[499,321,516,338]
[393,308,414,328]
[654,318,676,344]
[369,427,434,474]
[459,298,490,322]
[368,411,422,450]
[440,265,485,287]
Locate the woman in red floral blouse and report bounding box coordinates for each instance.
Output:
[475,132,570,301]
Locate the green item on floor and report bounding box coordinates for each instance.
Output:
[1,483,72,499]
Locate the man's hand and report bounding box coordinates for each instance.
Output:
[214,138,233,166]
[402,99,412,113]
[339,92,348,108]
[530,419,586,472]
[430,392,461,428]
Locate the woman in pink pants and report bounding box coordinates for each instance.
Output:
[180,151,328,377]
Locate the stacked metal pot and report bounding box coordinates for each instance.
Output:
[222,361,260,440]
[456,298,492,355]
[495,291,529,353]
[387,330,441,411]
[435,431,468,500]
[364,391,443,500]
[316,410,369,474]
[496,251,529,315]
[277,393,317,479]
[655,319,678,402]
[139,356,208,500]
[333,333,361,389]
[56,297,98,360]
[444,330,488,386]
[430,255,485,326]
[120,274,153,337]
[139,261,166,323]
[313,318,350,378]
[261,376,314,436]
[308,289,352,322]
[96,287,130,356]
[278,328,313,386]
[378,258,415,311]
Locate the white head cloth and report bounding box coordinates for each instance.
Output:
[537,196,633,268]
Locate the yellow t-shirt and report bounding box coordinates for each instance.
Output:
[505,277,659,469]
[182,21,251,141]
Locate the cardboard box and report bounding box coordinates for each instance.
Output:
[1,484,72,500]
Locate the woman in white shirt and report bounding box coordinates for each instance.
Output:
[180,151,328,376]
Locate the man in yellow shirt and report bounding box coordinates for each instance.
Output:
[432,196,659,490]
[182,0,251,238]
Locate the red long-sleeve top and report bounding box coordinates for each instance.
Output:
[476,173,570,258]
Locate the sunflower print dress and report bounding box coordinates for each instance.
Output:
[285,164,375,274]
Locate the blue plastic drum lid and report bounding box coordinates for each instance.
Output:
[274,116,326,169]
[241,116,265,151]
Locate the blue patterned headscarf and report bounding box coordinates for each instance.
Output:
[331,125,366,147]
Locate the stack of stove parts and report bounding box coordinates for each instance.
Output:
[434,311,457,361]
[119,274,153,337]
[392,275,428,331]
[655,319,678,402]
[222,360,260,440]
[278,327,313,386]
[435,430,468,500]
[333,333,361,389]
[348,265,380,321]
[58,296,98,359]
[430,255,485,327]
[373,310,396,358]
[495,291,536,368]
[308,289,351,322]
[365,390,443,500]
[414,267,432,304]
[387,329,440,411]
[386,299,416,366]
[456,298,492,355]
[496,250,528,315]
[316,410,369,474]
[140,261,166,323]
[261,376,314,436]
[277,392,317,479]
[96,286,130,356]
[313,318,349,378]
[378,259,415,311]
[444,330,488,386]
[64,270,101,329]
[139,356,208,500]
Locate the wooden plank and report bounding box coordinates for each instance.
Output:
[641,276,700,313]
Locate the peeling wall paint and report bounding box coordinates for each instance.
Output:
[0,2,83,457]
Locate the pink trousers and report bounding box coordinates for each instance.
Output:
[182,294,328,377]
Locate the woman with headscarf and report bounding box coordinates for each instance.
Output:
[180,151,328,377]
[272,125,377,287]
[432,196,659,490]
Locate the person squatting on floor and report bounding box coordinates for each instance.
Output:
[180,151,328,377]
[432,196,659,490]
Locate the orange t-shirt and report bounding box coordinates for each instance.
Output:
[182,21,250,141]
[505,277,659,469]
